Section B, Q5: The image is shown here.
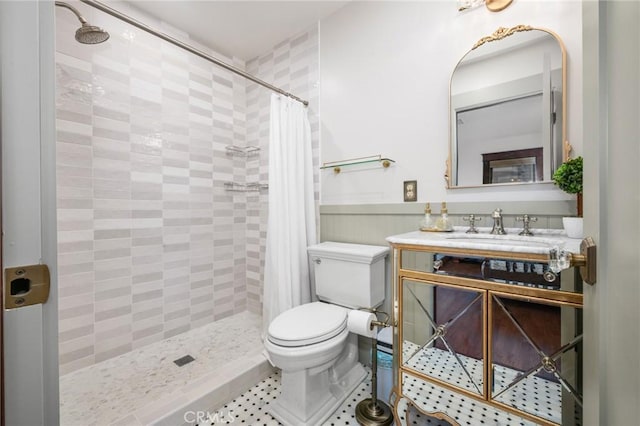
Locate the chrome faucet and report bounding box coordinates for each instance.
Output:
[463,214,481,233]
[490,208,506,235]
[516,214,538,236]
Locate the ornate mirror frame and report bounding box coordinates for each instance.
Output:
[446,25,570,189]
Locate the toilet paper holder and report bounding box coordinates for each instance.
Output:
[370,311,389,329]
[355,309,394,426]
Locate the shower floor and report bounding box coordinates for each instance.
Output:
[59,310,272,426]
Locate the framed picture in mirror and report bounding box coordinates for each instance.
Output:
[482,147,543,184]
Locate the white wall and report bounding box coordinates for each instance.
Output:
[319,0,582,205]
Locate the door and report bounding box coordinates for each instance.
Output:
[582,1,640,424]
[0,1,59,425]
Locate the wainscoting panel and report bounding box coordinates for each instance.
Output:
[320,201,574,246]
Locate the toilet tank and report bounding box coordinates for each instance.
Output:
[307,242,389,309]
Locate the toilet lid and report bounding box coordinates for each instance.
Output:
[268,302,348,347]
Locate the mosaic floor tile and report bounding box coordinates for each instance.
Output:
[404,341,565,424]
[60,311,263,426]
[208,370,450,426]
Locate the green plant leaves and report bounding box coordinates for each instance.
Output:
[552,156,583,194]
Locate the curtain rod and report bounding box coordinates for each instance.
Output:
[78,0,309,106]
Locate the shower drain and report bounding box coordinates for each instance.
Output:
[173,354,195,367]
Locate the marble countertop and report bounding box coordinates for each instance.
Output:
[386,226,582,255]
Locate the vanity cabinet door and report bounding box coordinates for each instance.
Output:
[401,278,486,397]
[489,293,583,425]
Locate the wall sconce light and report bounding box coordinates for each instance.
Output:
[458,0,485,12]
[458,0,513,12]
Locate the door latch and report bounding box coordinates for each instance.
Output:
[4,264,50,309]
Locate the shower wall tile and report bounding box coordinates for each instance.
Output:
[56,7,249,374]
[56,4,319,373]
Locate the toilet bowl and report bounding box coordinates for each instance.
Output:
[265,302,366,426]
[264,242,389,426]
[266,302,350,371]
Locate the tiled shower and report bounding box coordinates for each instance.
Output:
[54,0,319,418]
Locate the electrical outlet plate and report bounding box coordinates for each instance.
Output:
[403,180,417,202]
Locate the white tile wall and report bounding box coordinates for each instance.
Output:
[56,4,319,374]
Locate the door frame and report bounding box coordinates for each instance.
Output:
[0,1,59,425]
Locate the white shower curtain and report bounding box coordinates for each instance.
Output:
[262,94,317,336]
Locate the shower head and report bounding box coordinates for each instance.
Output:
[55,1,110,45]
[75,23,110,44]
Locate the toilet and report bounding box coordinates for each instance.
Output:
[264,241,389,426]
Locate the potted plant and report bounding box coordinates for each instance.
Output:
[552,156,583,238]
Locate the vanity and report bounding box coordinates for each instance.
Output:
[369,19,594,425]
[386,227,589,425]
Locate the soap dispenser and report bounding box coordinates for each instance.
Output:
[435,202,453,231]
[420,203,435,231]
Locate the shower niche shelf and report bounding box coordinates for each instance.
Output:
[224,182,268,192]
[320,154,395,174]
[225,145,260,157]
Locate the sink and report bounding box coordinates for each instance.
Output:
[445,234,559,248]
[385,229,582,255]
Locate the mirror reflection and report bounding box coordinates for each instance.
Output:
[490,294,583,425]
[398,248,583,424]
[449,26,566,188]
[402,279,484,396]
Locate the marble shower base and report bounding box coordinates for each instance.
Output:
[60,311,272,426]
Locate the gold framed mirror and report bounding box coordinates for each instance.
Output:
[447,25,569,189]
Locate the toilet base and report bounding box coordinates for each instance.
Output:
[269,361,367,426]
[267,332,366,426]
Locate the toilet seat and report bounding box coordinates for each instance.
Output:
[268,302,348,347]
